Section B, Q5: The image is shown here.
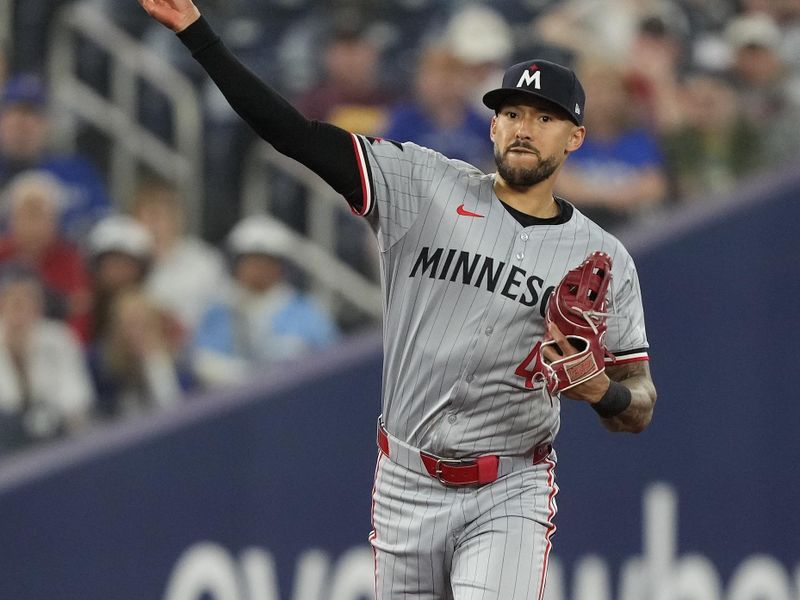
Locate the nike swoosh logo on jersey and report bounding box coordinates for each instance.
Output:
[456,204,484,218]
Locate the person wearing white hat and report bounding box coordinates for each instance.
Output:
[0,170,93,341]
[86,214,196,421]
[443,5,514,113]
[191,215,339,388]
[87,214,155,341]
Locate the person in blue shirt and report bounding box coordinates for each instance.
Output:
[192,215,339,388]
[0,74,112,240]
[556,62,668,231]
[383,45,494,171]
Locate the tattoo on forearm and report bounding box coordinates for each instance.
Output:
[601,361,657,433]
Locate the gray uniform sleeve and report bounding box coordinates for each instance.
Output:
[604,249,650,364]
[351,135,446,252]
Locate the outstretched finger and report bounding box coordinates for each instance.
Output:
[139,0,157,15]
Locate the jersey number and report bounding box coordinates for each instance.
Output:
[514,343,541,389]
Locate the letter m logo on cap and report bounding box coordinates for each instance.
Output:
[516,65,541,90]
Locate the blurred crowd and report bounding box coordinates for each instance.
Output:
[0,68,341,455]
[2,0,800,454]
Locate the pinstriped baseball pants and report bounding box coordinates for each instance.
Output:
[370,453,558,600]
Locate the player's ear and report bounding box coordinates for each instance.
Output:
[565,125,585,154]
[490,115,497,142]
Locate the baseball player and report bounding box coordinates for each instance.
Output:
[139,1,658,598]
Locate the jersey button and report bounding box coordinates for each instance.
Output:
[447,413,457,424]
[520,232,529,241]
[515,252,524,261]
[465,374,474,383]
[485,326,493,335]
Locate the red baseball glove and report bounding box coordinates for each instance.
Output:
[530,251,615,395]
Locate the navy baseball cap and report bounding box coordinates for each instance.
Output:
[482,59,585,125]
[1,74,47,110]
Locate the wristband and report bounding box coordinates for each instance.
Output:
[591,380,632,418]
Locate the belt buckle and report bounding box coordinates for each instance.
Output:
[434,457,476,486]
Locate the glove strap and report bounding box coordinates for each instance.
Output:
[543,337,603,392]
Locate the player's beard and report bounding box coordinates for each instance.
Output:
[494,143,559,188]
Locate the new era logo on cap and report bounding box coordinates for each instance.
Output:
[482,59,586,125]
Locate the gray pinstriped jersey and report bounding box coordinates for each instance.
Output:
[351,135,649,458]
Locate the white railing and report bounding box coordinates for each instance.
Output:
[46,3,381,322]
[242,142,383,321]
[47,3,204,230]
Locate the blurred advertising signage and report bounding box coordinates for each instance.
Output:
[163,483,797,600]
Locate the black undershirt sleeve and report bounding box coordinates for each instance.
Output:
[177,16,365,209]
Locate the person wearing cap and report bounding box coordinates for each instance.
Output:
[86,214,192,420]
[86,214,157,342]
[191,215,338,388]
[140,2,656,598]
[442,4,514,113]
[0,74,112,240]
[0,170,93,341]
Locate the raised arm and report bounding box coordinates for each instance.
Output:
[136,0,365,207]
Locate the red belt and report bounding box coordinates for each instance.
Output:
[377,424,552,487]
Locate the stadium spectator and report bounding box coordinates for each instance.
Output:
[0,74,112,240]
[129,178,228,338]
[289,18,395,277]
[0,171,92,341]
[766,0,800,73]
[532,0,651,64]
[442,5,514,113]
[660,71,763,198]
[556,61,669,230]
[625,10,689,130]
[87,214,158,343]
[738,0,800,56]
[294,20,395,135]
[88,288,194,421]
[724,12,800,165]
[383,45,494,170]
[192,215,339,388]
[0,264,94,453]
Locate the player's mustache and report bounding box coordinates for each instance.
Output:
[506,142,540,156]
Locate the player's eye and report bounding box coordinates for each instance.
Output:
[540,115,552,123]
[506,110,518,119]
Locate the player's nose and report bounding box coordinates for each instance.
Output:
[514,117,534,139]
